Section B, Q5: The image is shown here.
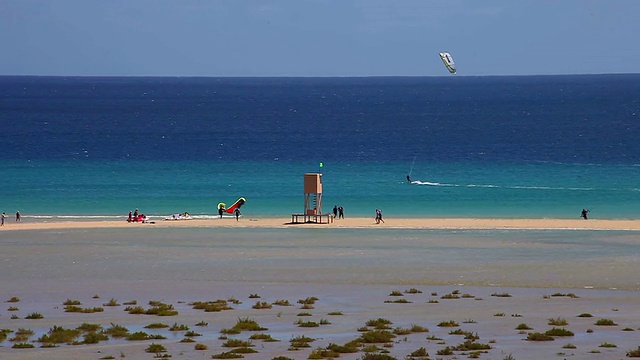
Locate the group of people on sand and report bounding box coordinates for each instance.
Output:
[332,205,344,219]
[375,209,384,224]
[127,209,147,223]
[1,211,21,226]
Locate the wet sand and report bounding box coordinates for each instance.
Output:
[2,223,640,359]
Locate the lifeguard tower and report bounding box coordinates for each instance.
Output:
[291,173,333,224]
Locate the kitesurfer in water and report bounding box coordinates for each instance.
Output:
[406,175,411,183]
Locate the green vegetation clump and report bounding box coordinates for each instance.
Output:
[122,300,137,305]
[194,343,208,350]
[599,342,617,348]
[222,317,267,334]
[211,351,244,358]
[6,297,20,303]
[249,333,279,342]
[577,313,593,317]
[12,342,35,348]
[563,343,577,349]
[0,329,13,342]
[145,343,167,353]
[252,301,272,309]
[64,305,104,313]
[594,318,617,326]
[63,299,81,306]
[327,311,343,315]
[289,335,315,349]
[298,297,318,305]
[627,346,640,357]
[223,339,253,348]
[104,323,129,338]
[545,328,574,337]
[77,323,102,332]
[327,342,359,353]
[441,293,460,299]
[366,318,392,329]
[526,332,554,341]
[295,320,319,327]
[25,312,44,319]
[272,299,291,306]
[103,298,120,306]
[195,321,208,327]
[548,317,568,326]
[37,326,81,343]
[145,323,169,329]
[436,346,454,355]
[384,298,412,303]
[516,323,532,330]
[410,324,428,333]
[308,347,339,359]
[491,292,512,297]
[437,320,459,327]
[126,331,166,341]
[404,288,422,294]
[249,293,261,298]
[184,330,201,337]
[359,330,396,343]
[453,340,491,351]
[389,290,403,296]
[191,300,233,312]
[392,327,411,335]
[410,347,428,357]
[83,332,109,344]
[7,306,19,311]
[297,312,312,316]
[169,323,189,331]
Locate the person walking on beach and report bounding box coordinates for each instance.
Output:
[338,205,344,219]
[127,211,133,222]
[1,212,5,226]
[333,205,338,218]
[375,209,384,224]
[15,211,21,222]
[234,207,241,221]
[581,208,589,220]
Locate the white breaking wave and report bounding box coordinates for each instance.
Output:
[411,180,604,191]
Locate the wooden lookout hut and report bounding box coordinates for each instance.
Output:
[291,173,333,224]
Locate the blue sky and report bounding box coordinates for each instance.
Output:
[1,0,638,76]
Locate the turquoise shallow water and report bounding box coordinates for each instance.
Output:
[1,160,638,220]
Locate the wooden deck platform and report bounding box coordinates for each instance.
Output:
[291,213,334,224]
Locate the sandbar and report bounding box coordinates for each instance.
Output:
[2,217,640,231]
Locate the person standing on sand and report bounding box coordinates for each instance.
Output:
[1,212,6,226]
[333,205,338,218]
[581,208,589,220]
[234,207,241,221]
[16,211,21,222]
[338,205,344,219]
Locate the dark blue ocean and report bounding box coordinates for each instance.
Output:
[1,75,639,220]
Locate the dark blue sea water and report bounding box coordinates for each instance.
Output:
[1,75,639,219]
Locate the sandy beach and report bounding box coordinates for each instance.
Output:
[2,216,640,231]
[2,220,640,359]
